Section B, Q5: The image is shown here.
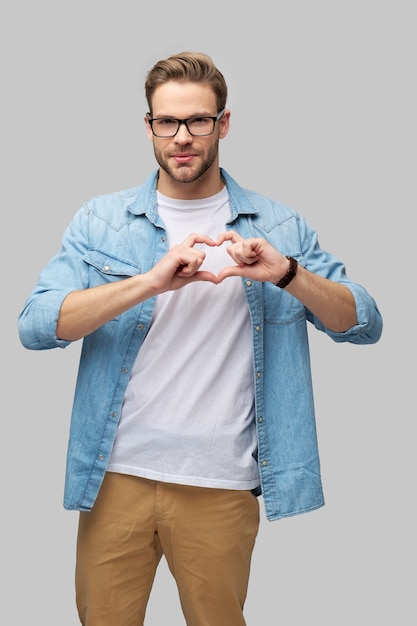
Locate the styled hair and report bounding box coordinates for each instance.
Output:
[145,51,228,115]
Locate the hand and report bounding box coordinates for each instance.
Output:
[215,231,289,284]
[148,233,218,294]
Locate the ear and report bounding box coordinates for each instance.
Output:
[219,109,231,139]
[144,114,154,141]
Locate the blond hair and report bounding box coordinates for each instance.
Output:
[145,51,227,115]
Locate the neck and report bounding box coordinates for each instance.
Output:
[156,168,224,200]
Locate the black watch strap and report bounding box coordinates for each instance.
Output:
[276,256,298,288]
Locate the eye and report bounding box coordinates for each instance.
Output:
[188,117,210,126]
[158,118,177,126]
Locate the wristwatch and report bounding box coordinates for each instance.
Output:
[275,256,298,288]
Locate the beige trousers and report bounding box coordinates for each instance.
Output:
[76,472,260,626]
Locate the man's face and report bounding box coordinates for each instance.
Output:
[145,81,229,190]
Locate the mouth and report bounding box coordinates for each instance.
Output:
[171,153,196,164]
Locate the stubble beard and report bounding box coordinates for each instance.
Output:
[153,140,219,185]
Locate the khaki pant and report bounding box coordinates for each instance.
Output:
[76,472,260,626]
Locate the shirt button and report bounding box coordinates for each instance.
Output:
[246,280,252,287]
[261,460,267,467]
[104,265,110,272]
[255,325,260,332]
[258,416,263,423]
[256,372,261,379]
[98,455,104,461]
[122,368,128,374]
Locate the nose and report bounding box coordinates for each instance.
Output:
[174,121,193,143]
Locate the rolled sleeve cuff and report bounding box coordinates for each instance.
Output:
[19,290,74,350]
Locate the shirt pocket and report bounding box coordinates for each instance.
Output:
[82,250,142,323]
[83,248,141,285]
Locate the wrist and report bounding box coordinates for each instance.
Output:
[275,256,298,289]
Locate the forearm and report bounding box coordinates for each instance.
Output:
[56,273,155,341]
[285,264,357,332]
[56,234,218,341]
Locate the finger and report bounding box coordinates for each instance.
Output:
[176,254,204,275]
[215,230,243,246]
[216,264,246,282]
[241,240,260,259]
[182,233,217,248]
[226,242,258,265]
[186,270,219,284]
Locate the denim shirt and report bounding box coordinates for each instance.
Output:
[18,169,383,521]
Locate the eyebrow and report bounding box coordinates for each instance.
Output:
[152,111,215,118]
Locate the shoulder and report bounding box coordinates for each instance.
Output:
[84,185,142,215]
[221,168,301,226]
[244,187,299,222]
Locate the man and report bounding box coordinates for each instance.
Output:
[18,51,383,625]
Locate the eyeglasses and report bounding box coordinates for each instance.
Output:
[146,109,225,138]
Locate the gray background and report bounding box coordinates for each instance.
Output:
[3,1,415,624]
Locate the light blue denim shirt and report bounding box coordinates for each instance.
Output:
[18,169,383,521]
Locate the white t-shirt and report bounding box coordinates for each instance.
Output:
[107,187,259,490]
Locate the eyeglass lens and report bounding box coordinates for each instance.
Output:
[152,117,216,137]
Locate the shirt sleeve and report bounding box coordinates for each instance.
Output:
[18,205,90,350]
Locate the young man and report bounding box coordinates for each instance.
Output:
[18,51,383,625]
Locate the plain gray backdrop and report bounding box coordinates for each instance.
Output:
[3,1,415,624]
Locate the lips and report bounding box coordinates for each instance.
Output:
[172,153,195,164]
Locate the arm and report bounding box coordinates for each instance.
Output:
[285,263,356,332]
[57,233,217,341]
[216,231,357,333]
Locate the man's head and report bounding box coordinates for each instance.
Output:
[144,52,230,198]
[145,51,228,116]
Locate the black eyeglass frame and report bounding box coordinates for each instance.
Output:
[146,109,225,137]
